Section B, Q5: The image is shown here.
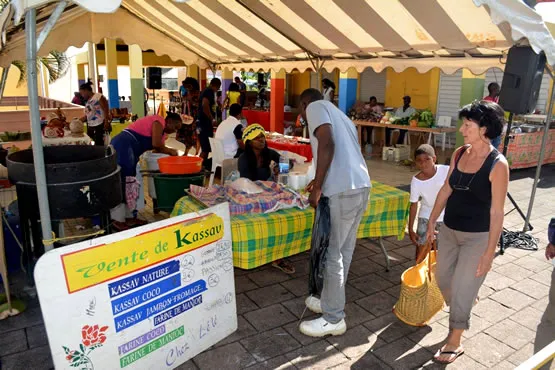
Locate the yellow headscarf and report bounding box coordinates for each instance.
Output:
[242,124,265,143]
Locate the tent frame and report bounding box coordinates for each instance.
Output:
[524,65,554,232]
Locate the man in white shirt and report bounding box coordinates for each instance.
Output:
[215,104,244,159]
[387,95,416,146]
[299,88,371,337]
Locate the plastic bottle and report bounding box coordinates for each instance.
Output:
[278,153,289,185]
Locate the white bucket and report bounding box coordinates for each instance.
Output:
[143,151,169,199]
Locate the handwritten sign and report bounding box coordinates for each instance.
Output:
[35,203,237,370]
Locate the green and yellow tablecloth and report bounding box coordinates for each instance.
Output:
[171,181,409,269]
[110,121,132,138]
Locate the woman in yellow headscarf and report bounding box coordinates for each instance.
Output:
[238,124,281,181]
[238,123,296,274]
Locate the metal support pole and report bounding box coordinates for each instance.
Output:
[0,66,9,101]
[87,42,98,93]
[36,0,67,50]
[26,9,54,252]
[523,69,555,232]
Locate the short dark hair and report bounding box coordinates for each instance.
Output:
[459,100,504,139]
[369,96,377,101]
[234,76,241,81]
[488,82,500,91]
[229,103,242,117]
[300,88,323,103]
[210,78,222,87]
[228,82,239,92]
[322,78,335,90]
[165,112,182,125]
[79,80,93,92]
[415,144,436,158]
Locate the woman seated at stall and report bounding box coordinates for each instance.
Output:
[110,112,182,231]
[237,124,296,274]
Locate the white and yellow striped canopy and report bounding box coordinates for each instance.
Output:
[0,0,554,74]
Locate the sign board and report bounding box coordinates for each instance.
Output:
[35,203,236,370]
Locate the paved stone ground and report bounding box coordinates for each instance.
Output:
[0,162,553,369]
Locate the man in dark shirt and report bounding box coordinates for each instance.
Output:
[197,78,222,160]
[235,76,247,107]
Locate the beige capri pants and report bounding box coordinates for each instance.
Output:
[437,224,490,330]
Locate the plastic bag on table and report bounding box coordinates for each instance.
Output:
[309,196,331,296]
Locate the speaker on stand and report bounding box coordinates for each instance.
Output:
[147,67,162,115]
[497,46,545,253]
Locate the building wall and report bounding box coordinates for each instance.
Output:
[385,68,440,112]
[358,68,386,103]
[436,70,463,122]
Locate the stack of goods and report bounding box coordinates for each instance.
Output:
[69,118,85,137]
[379,109,435,127]
[348,102,383,122]
[42,108,67,138]
[189,178,309,216]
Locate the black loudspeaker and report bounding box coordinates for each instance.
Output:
[146,67,162,90]
[498,46,546,114]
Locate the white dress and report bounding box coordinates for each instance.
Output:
[322,87,334,102]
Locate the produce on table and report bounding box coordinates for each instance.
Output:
[418,110,435,127]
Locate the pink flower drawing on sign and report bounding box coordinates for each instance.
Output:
[63,324,108,369]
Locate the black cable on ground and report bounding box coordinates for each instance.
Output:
[501,228,539,251]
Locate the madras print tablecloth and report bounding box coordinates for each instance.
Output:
[499,129,555,169]
[171,181,409,269]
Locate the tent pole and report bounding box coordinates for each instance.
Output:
[26,9,54,252]
[87,42,98,93]
[36,0,67,50]
[523,68,554,232]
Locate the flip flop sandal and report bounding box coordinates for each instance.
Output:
[433,350,465,364]
[272,260,296,275]
[0,299,26,320]
[112,222,131,232]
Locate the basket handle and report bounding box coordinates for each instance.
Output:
[427,240,437,280]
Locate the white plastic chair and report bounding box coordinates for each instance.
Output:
[433,116,452,152]
[208,137,225,186]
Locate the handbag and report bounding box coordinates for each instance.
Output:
[393,241,444,326]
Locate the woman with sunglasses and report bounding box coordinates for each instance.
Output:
[426,100,509,365]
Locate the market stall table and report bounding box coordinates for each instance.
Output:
[500,128,555,169]
[42,132,92,146]
[354,120,457,151]
[171,181,409,270]
[243,109,295,132]
[266,137,313,162]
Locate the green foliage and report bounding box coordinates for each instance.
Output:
[11,50,70,87]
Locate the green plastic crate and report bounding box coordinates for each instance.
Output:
[153,174,205,212]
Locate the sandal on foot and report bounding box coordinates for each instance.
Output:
[112,221,130,232]
[272,260,296,275]
[433,349,464,364]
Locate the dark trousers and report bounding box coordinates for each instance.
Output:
[87,125,105,146]
[385,128,407,146]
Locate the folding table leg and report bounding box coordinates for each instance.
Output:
[378,237,391,272]
[365,237,391,272]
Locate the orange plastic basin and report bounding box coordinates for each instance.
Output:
[157,156,203,175]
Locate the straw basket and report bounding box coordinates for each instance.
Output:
[393,242,444,326]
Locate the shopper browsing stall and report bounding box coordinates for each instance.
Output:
[426,100,508,364]
[408,144,449,259]
[215,104,245,159]
[197,78,222,160]
[299,88,371,337]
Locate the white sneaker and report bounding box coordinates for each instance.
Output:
[305,296,322,314]
[299,317,347,337]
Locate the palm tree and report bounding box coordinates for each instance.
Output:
[10,50,71,86]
